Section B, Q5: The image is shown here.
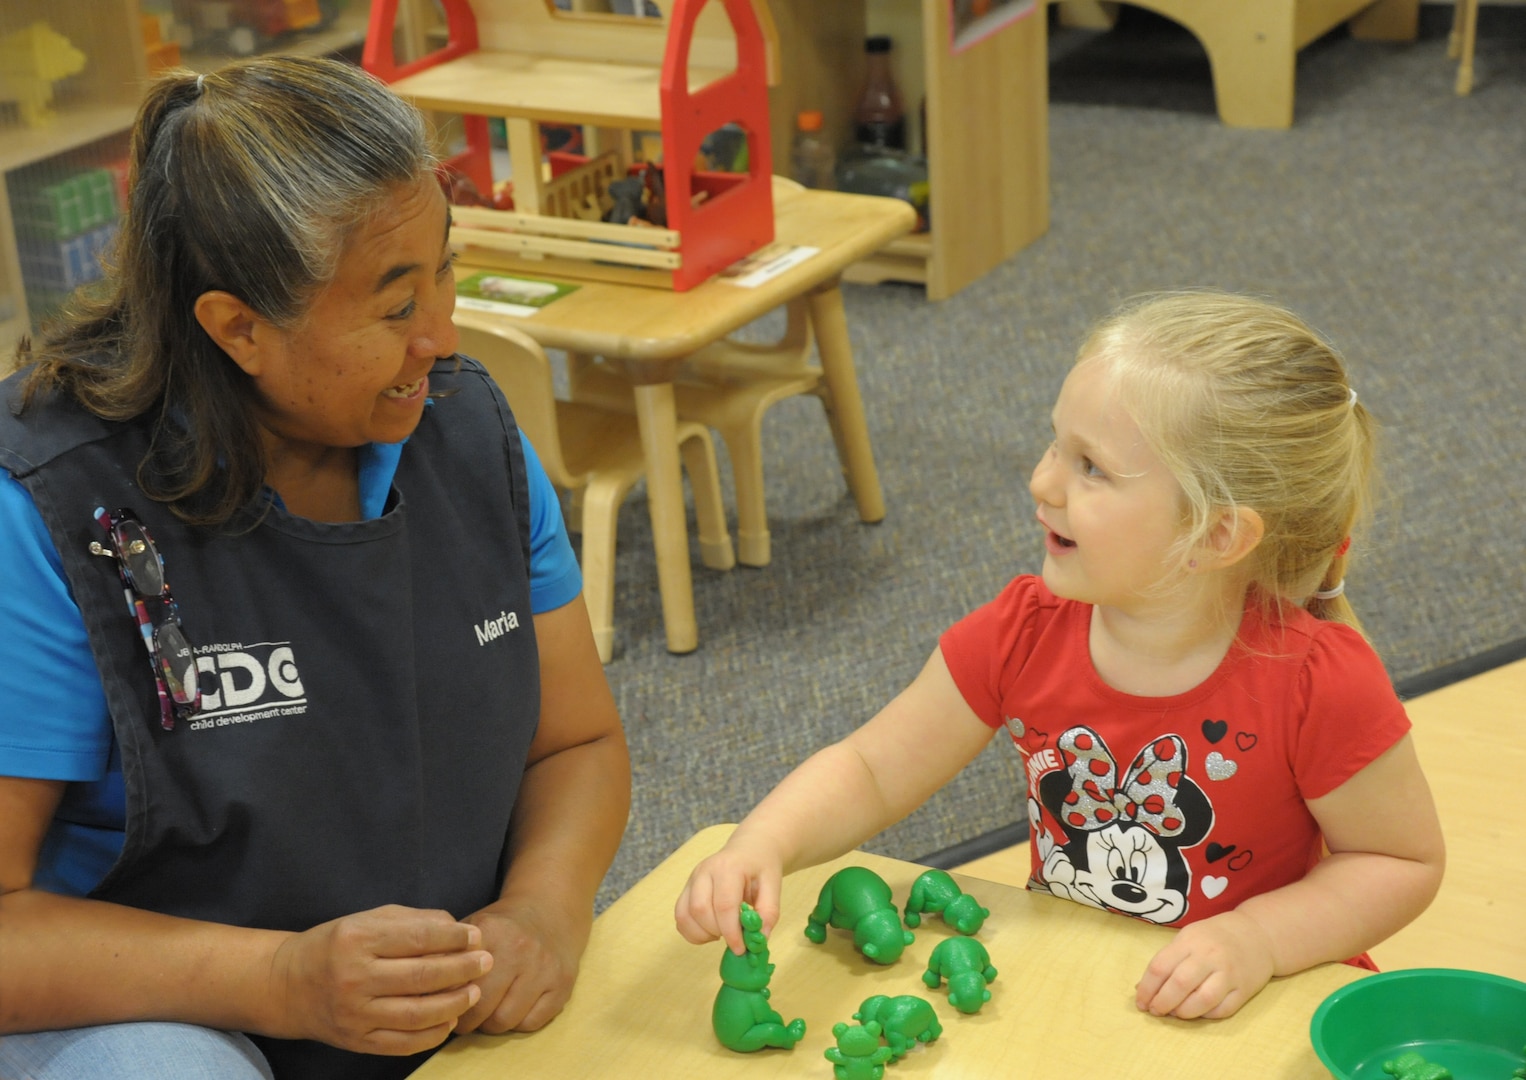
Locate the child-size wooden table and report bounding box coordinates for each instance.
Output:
[454,179,916,655]
[407,822,1366,1078]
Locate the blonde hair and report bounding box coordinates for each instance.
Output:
[21,55,435,526]
[1079,290,1375,638]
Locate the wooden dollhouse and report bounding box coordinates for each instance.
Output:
[364,0,778,291]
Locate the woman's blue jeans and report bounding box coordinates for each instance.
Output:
[0,1023,273,1079]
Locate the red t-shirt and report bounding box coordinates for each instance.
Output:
[941,576,1410,929]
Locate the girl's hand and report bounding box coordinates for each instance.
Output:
[270,905,492,1055]
[674,841,785,955]
[1134,910,1276,1019]
[455,896,592,1035]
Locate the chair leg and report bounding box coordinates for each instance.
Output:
[679,430,736,572]
[712,415,771,568]
[1455,0,1479,96]
[577,478,627,664]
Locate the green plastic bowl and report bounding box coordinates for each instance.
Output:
[1311,968,1526,1079]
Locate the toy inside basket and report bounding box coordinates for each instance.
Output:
[364,0,776,292]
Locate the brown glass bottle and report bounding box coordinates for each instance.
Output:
[852,35,906,151]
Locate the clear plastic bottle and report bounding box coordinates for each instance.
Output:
[790,110,836,190]
[852,35,906,152]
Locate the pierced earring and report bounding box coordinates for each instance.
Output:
[1188,559,1198,569]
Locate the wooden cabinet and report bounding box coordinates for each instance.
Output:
[768,0,1049,300]
[0,0,371,360]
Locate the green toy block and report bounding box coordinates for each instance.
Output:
[14,169,120,243]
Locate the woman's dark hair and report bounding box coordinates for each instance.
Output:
[19,55,434,526]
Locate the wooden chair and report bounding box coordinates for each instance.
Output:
[454,314,735,661]
[564,293,830,568]
[1449,0,1480,95]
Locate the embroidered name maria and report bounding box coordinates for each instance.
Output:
[475,609,521,646]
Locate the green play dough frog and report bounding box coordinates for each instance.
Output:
[902,868,990,935]
[711,903,805,1052]
[805,866,915,964]
[853,994,942,1061]
[1381,1051,1451,1080]
[823,1020,894,1080]
[923,935,998,1014]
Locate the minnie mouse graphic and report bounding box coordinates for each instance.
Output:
[1029,726,1214,924]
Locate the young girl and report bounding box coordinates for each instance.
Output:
[674,290,1444,1021]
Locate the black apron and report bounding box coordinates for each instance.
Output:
[1,357,539,1080]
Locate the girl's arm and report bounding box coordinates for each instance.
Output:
[454,594,631,1036]
[674,647,997,953]
[1136,734,1445,1019]
[0,777,489,1053]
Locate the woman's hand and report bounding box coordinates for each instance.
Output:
[673,839,785,955]
[269,905,492,1055]
[1134,910,1276,1020]
[454,896,591,1035]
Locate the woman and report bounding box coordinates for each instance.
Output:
[0,56,630,1080]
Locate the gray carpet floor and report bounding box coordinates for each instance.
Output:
[585,7,1526,909]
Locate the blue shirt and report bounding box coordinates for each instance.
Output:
[0,430,580,895]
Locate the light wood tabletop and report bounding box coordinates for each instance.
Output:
[409,824,1364,1079]
[1367,657,1526,979]
[453,179,915,656]
[454,178,916,374]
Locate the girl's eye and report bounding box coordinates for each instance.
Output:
[1081,457,1106,479]
[437,252,457,278]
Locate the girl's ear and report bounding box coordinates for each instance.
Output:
[194,291,265,376]
[1197,506,1264,570]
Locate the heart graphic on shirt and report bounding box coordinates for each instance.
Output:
[1204,752,1237,781]
[1202,876,1228,899]
[1205,842,1236,864]
[1023,728,1049,751]
[1227,850,1254,871]
[1235,732,1258,752]
[1201,719,1228,744]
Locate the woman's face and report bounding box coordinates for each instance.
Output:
[249,175,458,452]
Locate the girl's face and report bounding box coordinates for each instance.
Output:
[247,175,459,452]
[1028,358,1191,612]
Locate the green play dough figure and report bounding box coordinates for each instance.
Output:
[1381,1051,1451,1080]
[902,869,990,935]
[923,935,998,1014]
[823,1020,894,1080]
[853,994,942,1061]
[711,902,806,1052]
[804,866,915,964]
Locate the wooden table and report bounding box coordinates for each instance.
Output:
[410,824,1364,1078]
[454,179,915,654]
[1367,658,1526,979]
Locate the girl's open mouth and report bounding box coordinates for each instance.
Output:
[1045,530,1077,556]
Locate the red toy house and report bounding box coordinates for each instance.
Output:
[363,0,775,291]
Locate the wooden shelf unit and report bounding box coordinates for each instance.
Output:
[0,0,375,360]
[768,0,1050,300]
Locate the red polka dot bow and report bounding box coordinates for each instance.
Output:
[1056,728,1189,838]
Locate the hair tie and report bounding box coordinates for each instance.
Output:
[1313,580,1346,601]
[1347,387,1358,408]
[1336,536,1351,557]
[195,73,206,96]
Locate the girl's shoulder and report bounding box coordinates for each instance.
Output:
[983,573,1075,624]
[941,575,1082,684]
[1243,603,1389,685]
